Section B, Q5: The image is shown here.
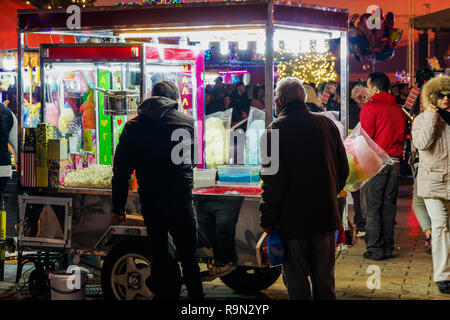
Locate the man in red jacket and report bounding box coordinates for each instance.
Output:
[360,72,406,261]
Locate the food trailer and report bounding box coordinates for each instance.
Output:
[12,0,350,300]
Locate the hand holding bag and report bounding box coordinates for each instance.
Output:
[268,229,285,266]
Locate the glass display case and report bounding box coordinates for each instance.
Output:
[30,43,203,190]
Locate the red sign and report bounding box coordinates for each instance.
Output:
[44,46,140,61]
[145,46,196,61]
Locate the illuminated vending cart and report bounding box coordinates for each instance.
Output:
[15,1,349,299]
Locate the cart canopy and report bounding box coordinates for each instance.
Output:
[413,8,450,32]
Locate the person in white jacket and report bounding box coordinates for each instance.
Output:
[412,75,450,294]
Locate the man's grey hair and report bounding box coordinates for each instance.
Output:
[275,77,306,104]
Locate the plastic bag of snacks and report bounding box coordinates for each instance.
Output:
[344,124,393,192]
[205,108,232,168]
[245,107,265,165]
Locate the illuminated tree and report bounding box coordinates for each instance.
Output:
[275,42,338,84]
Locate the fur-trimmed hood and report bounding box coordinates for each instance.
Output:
[422,75,450,107]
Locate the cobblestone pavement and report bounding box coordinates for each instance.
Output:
[1,183,449,300]
[191,183,450,300]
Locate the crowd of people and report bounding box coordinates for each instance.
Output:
[259,72,450,299]
[108,70,450,300]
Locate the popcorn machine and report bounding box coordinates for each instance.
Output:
[17,42,204,250]
[39,43,203,171]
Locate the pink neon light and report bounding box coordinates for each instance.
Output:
[218,70,249,75]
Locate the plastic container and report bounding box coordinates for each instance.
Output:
[48,270,88,300]
[217,165,260,183]
[193,169,217,189]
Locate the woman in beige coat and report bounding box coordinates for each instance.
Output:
[412,75,450,294]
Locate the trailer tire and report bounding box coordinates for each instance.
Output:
[101,239,181,300]
[220,266,281,293]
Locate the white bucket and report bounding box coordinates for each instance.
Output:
[48,270,88,300]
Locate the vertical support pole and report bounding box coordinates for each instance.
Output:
[408,0,416,87]
[94,67,100,163]
[140,44,145,104]
[40,46,45,126]
[264,0,274,127]
[340,31,349,138]
[340,30,350,232]
[411,0,415,83]
[17,30,24,190]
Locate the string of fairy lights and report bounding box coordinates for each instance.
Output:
[275,41,338,84]
[25,0,95,9]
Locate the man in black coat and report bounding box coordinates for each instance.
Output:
[259,77,349,300]
[111,81,203,300]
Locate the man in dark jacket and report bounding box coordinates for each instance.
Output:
[360,72,406,261]
[111,81,203,300]
[259,77,349,300]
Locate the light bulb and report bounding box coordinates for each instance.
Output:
[220,40,228,56]
[3,51,17,71]
[179,37,188,47]
[200,41,210,51]
[238,39,247,51]
[316,39,327,53]
[256,39,264,55]
[300,40,310,53]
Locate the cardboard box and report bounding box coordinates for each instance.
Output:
[20,153,36,187]
[23,128,37,153]
[36,124,56,160]
[36,166,48,188]
[36,158,48,168]
[83,129,96,152]
[48,139,68,160]
[37,123,56,141]
[47,159,70,188]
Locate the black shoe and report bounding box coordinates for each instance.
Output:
[384,253,395,259]
[436,281,450,294]
[363,252,385,261]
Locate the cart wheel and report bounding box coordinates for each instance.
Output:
[101,239,181,300]
[220,266,281,293]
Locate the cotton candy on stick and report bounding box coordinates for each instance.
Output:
[205,117,228,168]
[344,135,383,191]
[58,103,75,134]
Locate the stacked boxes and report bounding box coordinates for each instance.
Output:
[21,128,37,187]
[23,128,37,153]
[36,124,55,160]
[35,124,56,187]
[48,159,69,188]
[47,139,69,188]
[48,139,68,160]
[83,129,96,153]
[20,152,36,187]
